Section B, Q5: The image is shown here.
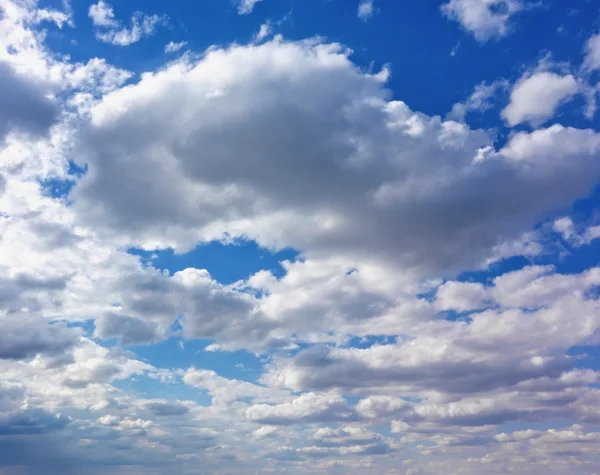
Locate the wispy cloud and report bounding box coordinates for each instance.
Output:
[89,0,167,46]
[165,41,188,54]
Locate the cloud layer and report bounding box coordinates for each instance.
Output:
[1,0,600,473]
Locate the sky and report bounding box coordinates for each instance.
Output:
[2,0,600,473]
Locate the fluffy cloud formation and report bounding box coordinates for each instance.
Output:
[0,315,80,361]
[72,40,600,288]
[583,32,600,72]
[263,263,600,399]
[164,40,187,54]
[502,71,580,126]
[441,0,524,42]
[1,0,600,473]
[236,0,262,15]
[89,1,167,46]
[0,62,59,141]
[358,0,374,21]
[246,392,356,425]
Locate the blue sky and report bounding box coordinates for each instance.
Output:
[2,0,600,473]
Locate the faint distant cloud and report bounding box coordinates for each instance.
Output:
[358,0,375,21]
[89,0,167,46]
[236,0,262,15]
[165,41,188,54]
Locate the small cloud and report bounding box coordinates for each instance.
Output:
[89,0,167,46]
[236,0,262,15]
[358,0,375,21]
[205,343,222,352]
[450,41,460,57]
[165,41,188,54]
[447,79,509,122]
[441,0,524,42]
[253,22,272,43]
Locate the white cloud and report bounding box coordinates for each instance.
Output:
[246,393,356,425]
[583,32,600,72]
[253,22,272,43]
[447,79,509,122]
[72,40,600,288]
[263,264,600,399]
[236,0,262,15]
[165,41,188,54]
[252,425,279,438]
[88,0,118,28]
[502,71,580,126]
[2,1,600,472]
[553,216,575,240]
[435,281,487,312]
[183,368,289,405]
[441,0,523,42]
[358,0,375,21]
[88,1,167,46]
[356,395,409,419]
[553,216,600,246]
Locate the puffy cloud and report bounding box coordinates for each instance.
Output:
[252,425,279,438]
[435,281,487,312]
[356,395,410,419]
[246,393,356,425]
[358,0,375,21]
[263,265,600,396]
[2,1,600,472]
[310,425,393,456]
[583,32,600,72]
[0,62,59,141]
[183,368,289,405]
[502,71,580,126]
[0,315,80,361]
[441,0,523,42]
[93,312,164,345]
[88,1,167,46]
[253,22,272,43]
[72,39,600,286]
[236,0,262,15]
[553,216,600,246]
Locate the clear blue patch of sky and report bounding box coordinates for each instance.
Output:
[128,240,300,285]
[64,319,95,336]
[126,338,264,383]
[569,344,600,372]
[39,161,87,201]
[343,335,398,349]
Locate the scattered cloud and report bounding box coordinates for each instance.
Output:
[502,71,580,126]
[358,0,375,21]
[165,40,188,54]
[236,0,262,15]
[442,0,524,42]
[447,79,510,121]
[583,32,600,72]
[1,0,600,473]
[253,22,272,43]
[88,1,167,46]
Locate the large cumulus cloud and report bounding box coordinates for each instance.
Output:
[72,39,600,280]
